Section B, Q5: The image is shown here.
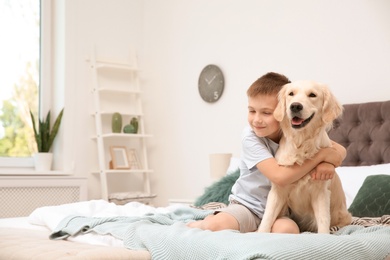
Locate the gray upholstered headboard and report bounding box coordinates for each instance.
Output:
[328,100,390,166]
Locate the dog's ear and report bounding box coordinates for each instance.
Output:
[273,85,287,122]
[322,85,343,124]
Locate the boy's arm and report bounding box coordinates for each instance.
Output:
[257,141,345,186]
[330,141,347,164]
[310,141,346,181]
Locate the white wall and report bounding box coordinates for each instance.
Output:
[54,0,145,199]
[58,0,390,206]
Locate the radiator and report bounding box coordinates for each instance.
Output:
[0,176,87,218]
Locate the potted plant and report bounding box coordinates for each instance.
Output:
[30,108,64,171]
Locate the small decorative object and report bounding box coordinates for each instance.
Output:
[30,108,64,171]
[130,117,139,133]
[111,112,122,133]
[110,146,130,169]
[123,124,136,133]
[123,117,138,134]
[198,64,225,103]
[128,149,141,169]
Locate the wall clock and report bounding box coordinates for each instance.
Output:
[198,64,224,103]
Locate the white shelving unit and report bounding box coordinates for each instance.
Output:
[89,47,155,204]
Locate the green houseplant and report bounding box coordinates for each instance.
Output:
[30,108,64,153]
[30,108,64,171]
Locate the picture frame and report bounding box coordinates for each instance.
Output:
[110,146,130,169]
[128,149,142,169]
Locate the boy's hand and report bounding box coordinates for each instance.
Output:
[323,145,344,167]
[310,162,335,181]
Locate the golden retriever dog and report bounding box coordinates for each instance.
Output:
[257,80,352,234]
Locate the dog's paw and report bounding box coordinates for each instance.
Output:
[317,228,330,234]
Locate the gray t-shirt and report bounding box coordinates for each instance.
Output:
[229,125,279,219]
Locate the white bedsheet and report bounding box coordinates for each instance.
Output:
[0,216,48,231]
[26,199,188,247]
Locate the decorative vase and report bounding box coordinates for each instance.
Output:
[111,112,122,133]
[130,117,139,133]
[123,117,139,134]
[33,152,53,172]
[123,124,136,134]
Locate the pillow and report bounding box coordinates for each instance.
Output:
[194,169,240,207]
[348,174,390,217]
[336,163,390,207]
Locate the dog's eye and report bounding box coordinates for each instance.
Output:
[309,93,316,98]
[288,92,294,96]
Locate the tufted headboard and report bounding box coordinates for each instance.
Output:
[328,100,390,166]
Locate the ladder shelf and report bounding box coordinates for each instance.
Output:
[89,47,155,205]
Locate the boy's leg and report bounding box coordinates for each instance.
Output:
[271,217,299,234]
[187,202,260,233]
[187,212,239,231]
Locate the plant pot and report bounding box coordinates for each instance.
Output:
[33,152,53,171]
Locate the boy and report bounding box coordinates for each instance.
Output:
[188,72,346,233]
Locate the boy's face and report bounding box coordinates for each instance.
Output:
[247,94,281,143]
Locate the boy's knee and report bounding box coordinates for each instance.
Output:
[271,218,299,234]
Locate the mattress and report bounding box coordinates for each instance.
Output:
[0,227,150,260]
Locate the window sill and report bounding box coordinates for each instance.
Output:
[0,169,73,176]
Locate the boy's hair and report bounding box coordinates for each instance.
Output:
[247,72,290,97]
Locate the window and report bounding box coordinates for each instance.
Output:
[0,0,51,168]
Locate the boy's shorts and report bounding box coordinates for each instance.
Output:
[215,200,261,233]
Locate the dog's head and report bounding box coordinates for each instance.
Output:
[274,80,343,130]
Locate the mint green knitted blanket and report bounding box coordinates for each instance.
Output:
[50,207,390,260]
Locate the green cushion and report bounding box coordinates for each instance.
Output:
[348,174,390,217]
[194,169,240,207]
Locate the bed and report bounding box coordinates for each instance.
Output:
[0,100,390,260]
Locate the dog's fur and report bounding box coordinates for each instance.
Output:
[257,80,352,234]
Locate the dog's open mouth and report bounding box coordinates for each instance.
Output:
[291,113,314,129]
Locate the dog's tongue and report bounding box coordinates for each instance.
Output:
[292,117,304,125]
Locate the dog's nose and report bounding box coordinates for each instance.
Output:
[290,102,303,113]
